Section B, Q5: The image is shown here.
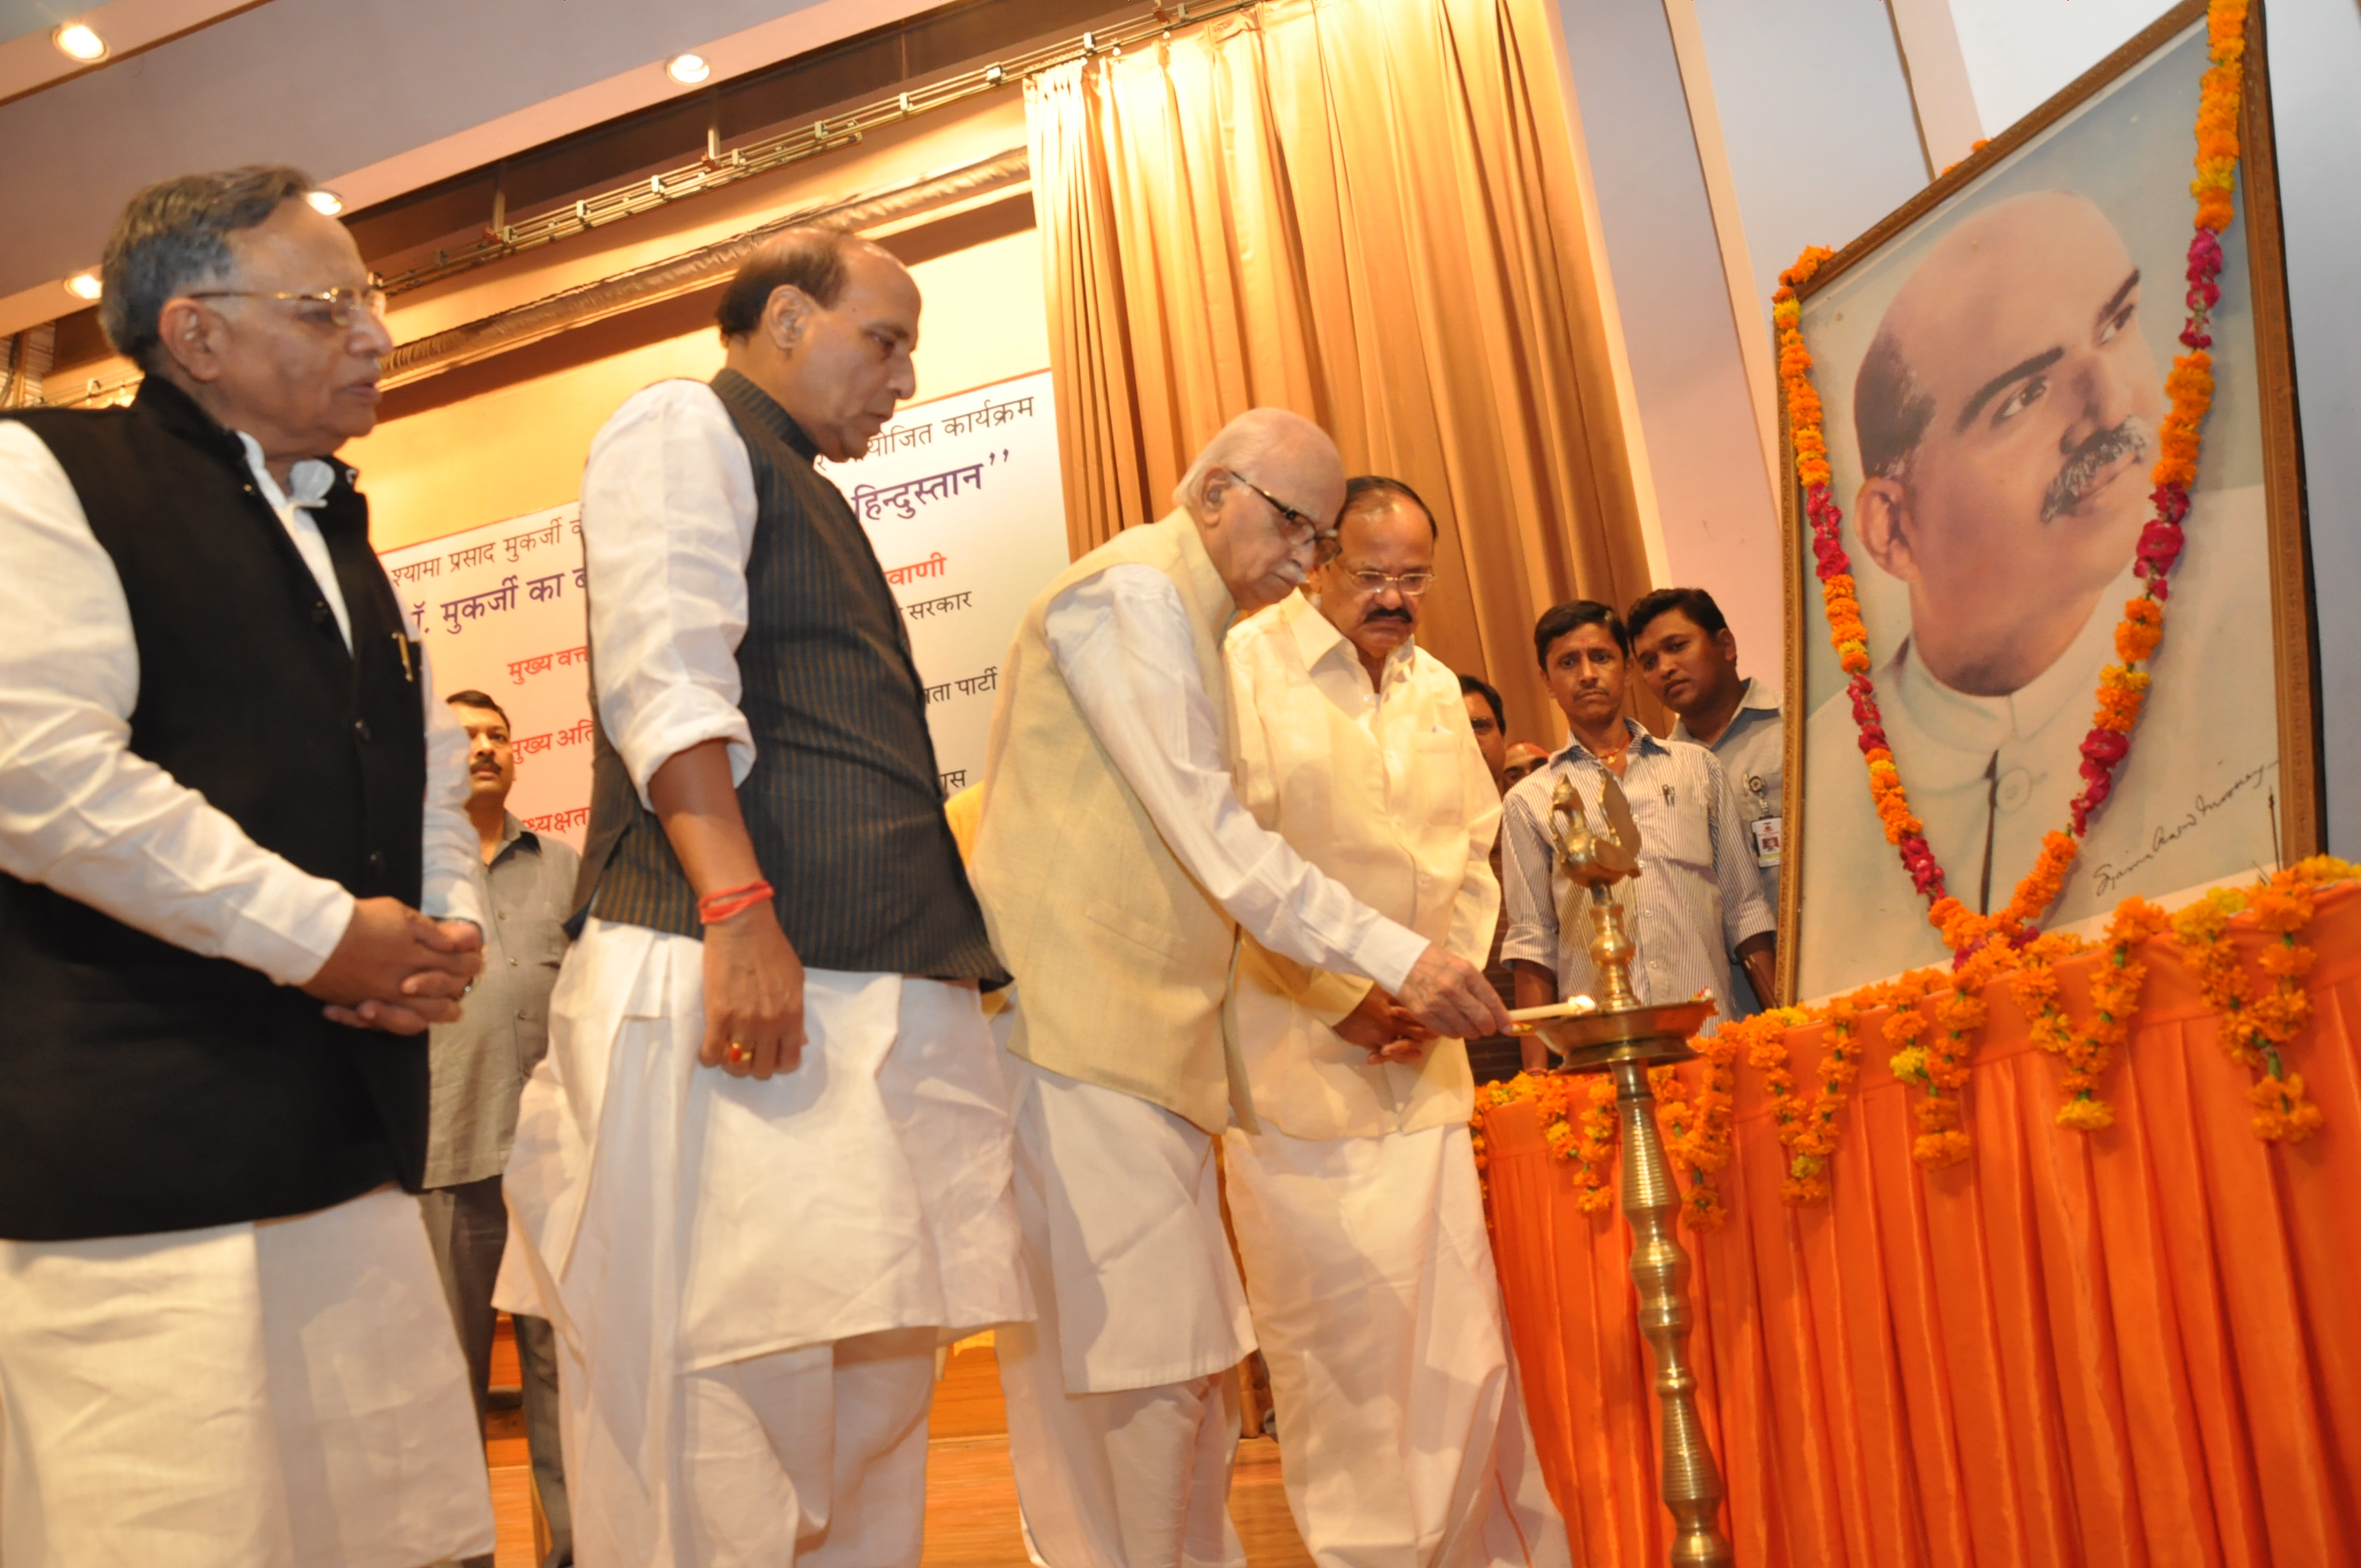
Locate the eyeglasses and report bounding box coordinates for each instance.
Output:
[1336,567,1436,597]
[1230,473,1330,548]
[185,286,388,330]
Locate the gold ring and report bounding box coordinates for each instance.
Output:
[726,1041,751,1064]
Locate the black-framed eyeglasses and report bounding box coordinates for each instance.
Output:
[1230,472,1330,547]
[185,286,388,330]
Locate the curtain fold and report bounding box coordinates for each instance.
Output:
[1024,0,1650,739]
[1484,885,2361,1567]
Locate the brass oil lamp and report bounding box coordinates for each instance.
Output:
[1513,772,1733,1567]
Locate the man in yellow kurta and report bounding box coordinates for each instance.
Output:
[1223,478,1569,1566]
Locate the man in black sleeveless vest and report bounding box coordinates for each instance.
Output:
[0,167,495,1564]
[498,229,1023,1566]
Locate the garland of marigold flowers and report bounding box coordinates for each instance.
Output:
[1769,0,2250,970]
[2170,858,2355,1141]
[1470,878,2353,1225]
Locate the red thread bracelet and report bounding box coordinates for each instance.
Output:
[698,879,775,925]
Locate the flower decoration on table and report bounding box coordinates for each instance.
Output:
[1771,0,2252,976]
[2173,860,2346,1141]
[1474,860,2357,1230]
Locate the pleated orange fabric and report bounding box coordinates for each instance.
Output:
[1484,885,2361,1566]
[1023,0,1655,745]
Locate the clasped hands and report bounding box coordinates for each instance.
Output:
[304,896,485,1035]
[1335,944,1514,1062]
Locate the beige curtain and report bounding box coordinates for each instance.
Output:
[1025,0,1653,741]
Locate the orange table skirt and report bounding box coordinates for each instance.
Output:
[1481,885,2361,1567]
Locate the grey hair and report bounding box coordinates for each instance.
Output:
[100,165,316,372]
[1172,407,1333,518]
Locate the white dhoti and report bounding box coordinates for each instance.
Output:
[497,918,1026,1567]
[1220,1121,1570,1568]
[0,1185,493,1568]
[997,1055,1257,1568]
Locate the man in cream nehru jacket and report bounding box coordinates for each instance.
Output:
[1223,476,1567,1564]
[970,412,1512,1567]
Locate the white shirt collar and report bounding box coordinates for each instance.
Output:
[1284,589,1414,689]
[1893,567,2131,756]
[233,432,336,514]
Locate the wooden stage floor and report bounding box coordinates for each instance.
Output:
[484,1331,1311,1567]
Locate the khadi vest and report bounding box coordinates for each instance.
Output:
[0,378,429,1241]
[573,371,1003,982]
[968,512,1252,1133]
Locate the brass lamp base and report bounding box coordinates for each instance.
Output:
[1525,999,1733,1568]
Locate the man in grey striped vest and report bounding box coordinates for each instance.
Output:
[498,229,1024,1567]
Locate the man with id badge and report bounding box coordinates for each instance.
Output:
[1628,587,1785,1014]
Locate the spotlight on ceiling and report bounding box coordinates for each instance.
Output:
[64,271,103,301]
[53,22,107,62]
[306,189,344,216]
[665,52,711,85]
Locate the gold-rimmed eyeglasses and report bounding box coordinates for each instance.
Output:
[1335,566,1436,597]
[185,286,388,330]
[1230,472,1332,548]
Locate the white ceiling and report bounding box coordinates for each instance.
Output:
[0,0,945,335]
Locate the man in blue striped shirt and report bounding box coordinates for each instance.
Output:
[1499,600,1776,1066]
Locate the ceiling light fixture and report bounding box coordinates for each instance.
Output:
[64,271,103,300]
[53,21,107,62]
[306,189,344,216]
[665,53,711,85]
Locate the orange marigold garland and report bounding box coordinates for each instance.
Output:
[2169,858,2353,1142]
[1653,1060,1730,1230]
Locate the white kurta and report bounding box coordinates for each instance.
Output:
[0,1187,493,1568]
[498,924,1025,1565]
[1223,597,1567,1567]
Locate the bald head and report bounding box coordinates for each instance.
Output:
[1849,191,2163,695]
[720,227,921,460]
[1177,408,1346,614]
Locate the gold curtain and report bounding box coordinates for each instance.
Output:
[1024,0,1653,741]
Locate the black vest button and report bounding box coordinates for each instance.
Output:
[352,719,372,742]
[366,850,386,875]
[313,600,331,624]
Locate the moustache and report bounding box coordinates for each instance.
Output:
[2042,418,2149,523]
[1363,606,1413,625]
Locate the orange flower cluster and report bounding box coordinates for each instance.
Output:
[2116,596,2164,663]
[2093,664,2151,733]
[1822,573,1871,675]
[2171,857,2351,1141]
[1653,1062,1729,1230]
[2192,0,2248,232]
[1475,1072,1622,1214]
[2153,350,2215,490]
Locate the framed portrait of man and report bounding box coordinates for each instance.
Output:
[1780,0,2319,1001]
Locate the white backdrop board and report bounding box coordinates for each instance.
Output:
[813,369,1069,794]
[375,367,1070,849]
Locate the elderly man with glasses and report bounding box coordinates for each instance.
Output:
[1219,476,1567,1565]
[969,418,1512,1566]
[0,166,493,1565]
